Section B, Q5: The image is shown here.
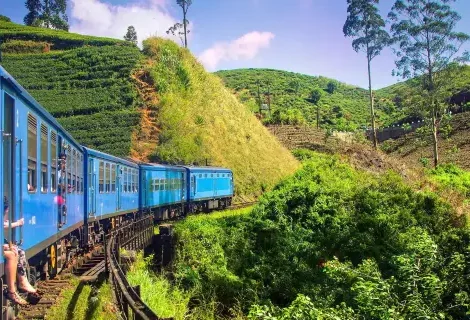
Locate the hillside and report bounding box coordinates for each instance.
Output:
[383,112,470,170]
[215,68,401,131]
[1,20,141,157]
[136,38,299,196]
[215,67,470,131]
[0,21,299,197]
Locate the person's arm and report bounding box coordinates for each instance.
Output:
[4,218,24,229]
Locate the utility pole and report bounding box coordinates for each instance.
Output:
[267,82,272,117]
[257,79,261,114]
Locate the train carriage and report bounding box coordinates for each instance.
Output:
[0,65,235,318]
[0,66,85,280]
[139,164,186,221]
[83,147,139,240]
[181,166,233,212]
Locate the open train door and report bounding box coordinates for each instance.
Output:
[2,91,20,319]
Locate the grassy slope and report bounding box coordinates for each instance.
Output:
[140,39,299,196]
[215,68,402,130]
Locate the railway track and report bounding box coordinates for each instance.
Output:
[228,201,258,210]
[17,247,106,320]
[17,204,253,320]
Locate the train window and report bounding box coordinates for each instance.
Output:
[211,174,213,178]
[99,161,104,193]
[135,170,139,192]
[27,114,38,192]
[127,168,131,192]
[88,159,93,193]
[132,170,135,192]
[105,163,110,193]
[79,155,83,193]
[125,168,129,192]
[129,169,133,192]
[111,164,116,192]
[204,174,207,178]
[50,131,57,192]
[158,179,163,191]
[67,146,72,194]
[199,174,202,178]
[40,124,48,193]
[75,150,79,193]
[71,149,76,194]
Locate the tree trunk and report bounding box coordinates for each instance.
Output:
[183,9,188,48]
[367,57,378,149]
[316,105,320,129]
[431,112,439,168]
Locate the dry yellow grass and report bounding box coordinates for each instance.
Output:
[132,38,299,196]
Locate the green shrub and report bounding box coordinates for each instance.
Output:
[0,20,130,50]
[428,163,470,196]
[1,40,50,54]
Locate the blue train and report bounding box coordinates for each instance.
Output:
[0,65,233,307]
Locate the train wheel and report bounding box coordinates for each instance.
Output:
[48,243,58,278]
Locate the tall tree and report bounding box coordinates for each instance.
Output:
[310,88,323,129]
[389,0,469,167]
[343,0,390,150]
[24,0,69,31]
[177,0,192,48]
[124,26,138,45]
[24,0,41,26]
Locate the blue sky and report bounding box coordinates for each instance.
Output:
[2,0,470,89]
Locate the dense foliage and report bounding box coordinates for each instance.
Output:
[2,44,142,156]
[140,38,299,196]
[170,151,470,319]
[215,69,401,131]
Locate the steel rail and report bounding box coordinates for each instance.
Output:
[106,215,171,320]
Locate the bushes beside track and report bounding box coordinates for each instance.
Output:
[167,151,470,319]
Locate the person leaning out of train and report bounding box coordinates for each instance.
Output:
[3,197,41,305]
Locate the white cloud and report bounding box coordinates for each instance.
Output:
[199,31,275,71]
[69,0,185,47]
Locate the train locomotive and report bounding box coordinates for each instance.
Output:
[0,65,234,314]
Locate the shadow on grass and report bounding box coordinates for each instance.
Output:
[66,282,85,320]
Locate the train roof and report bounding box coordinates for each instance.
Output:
[140,163,186,171]
[83,147,139,168]
[0,66,83,151]
[179,166,232,172]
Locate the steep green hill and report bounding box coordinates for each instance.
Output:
[215,68,401,131]
[0,21,299,197]
[1,20,141,157]
[138,39,299,196]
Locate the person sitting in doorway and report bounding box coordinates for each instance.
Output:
[3,197,40,304]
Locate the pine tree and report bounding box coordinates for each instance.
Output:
[124,26,138,46]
